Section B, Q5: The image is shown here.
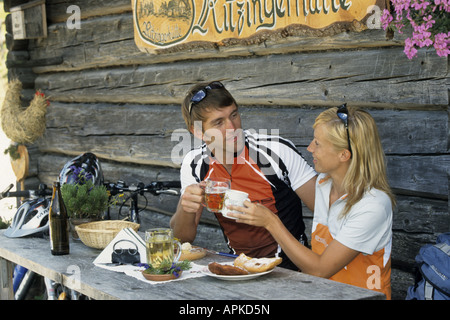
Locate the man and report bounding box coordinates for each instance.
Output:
[170,81,316,270]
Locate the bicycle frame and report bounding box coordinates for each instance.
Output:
[1,183,80,300]
[105,180,180,224]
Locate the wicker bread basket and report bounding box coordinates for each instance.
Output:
[75,220,140,249]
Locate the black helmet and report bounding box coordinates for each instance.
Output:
[59,152,103,186]
[4,198,50,238]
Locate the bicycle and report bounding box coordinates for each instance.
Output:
[1,182,52,201]
[105,180,181,224]
[1,183,93,299]
[1,183,54,299]
[1,179,181,299]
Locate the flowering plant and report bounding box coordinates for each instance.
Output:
[381,0,449,59]
[141,260,191,278]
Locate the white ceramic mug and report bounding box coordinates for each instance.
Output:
[221,189,250,219]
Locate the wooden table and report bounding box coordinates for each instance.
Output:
[0,230,385,300]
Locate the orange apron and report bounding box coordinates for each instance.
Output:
[312,223,391,300]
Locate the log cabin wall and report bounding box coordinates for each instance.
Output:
[3,0,449,299]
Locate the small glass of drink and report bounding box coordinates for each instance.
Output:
[204,178,230,213]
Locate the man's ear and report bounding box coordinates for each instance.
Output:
[190,124,203,141]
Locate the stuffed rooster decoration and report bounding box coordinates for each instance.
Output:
[1,79,49,145]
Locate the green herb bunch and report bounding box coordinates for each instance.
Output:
[142,260,191,278]
[61,173,109,219]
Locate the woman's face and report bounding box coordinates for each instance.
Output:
[307,123,343,174]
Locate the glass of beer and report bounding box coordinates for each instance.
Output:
[204,178,230,212]
[145,228,181,268]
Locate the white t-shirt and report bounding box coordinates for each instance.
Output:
[312,173,393,256]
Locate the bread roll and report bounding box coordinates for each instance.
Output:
[233,253,282,273]
[179,243,207,261]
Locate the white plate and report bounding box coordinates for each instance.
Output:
[202,262,274,281]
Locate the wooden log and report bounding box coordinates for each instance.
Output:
[392,195,448,273]
[34,47,449,108]
[36,153,179,184]
[6,67,36,88]
[43,103,186,136]
[43,102,448,155]
[391,268,415,300]
[30,31,398,74]
[392,232,442,271]
[394,195,449,234]
[44,0,132,23]
[28,11,395,73]
[387,155,450,199]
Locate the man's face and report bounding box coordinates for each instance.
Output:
[193,103,244,163]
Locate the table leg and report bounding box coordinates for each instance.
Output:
[0,257,14,300]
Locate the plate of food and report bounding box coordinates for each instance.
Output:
[179,242,207,261]
[202,253,282,281]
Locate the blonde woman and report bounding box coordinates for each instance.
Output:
[229,105,395,299]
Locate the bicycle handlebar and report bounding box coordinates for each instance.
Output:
[0,183,52,200]
[105,180,181,196]
[0,180,181,201]
[104,180,181,222]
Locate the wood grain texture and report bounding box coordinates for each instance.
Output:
[34,47,448,108]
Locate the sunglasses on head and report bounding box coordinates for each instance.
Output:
[188,81,224,115]
[336,103,353,158]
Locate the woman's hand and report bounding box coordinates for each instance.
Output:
[227,201,277,229]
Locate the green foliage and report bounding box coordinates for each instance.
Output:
[4,144,20,160]
[142,259,192,276]
[61,181,109,219]
[0,216,11,229]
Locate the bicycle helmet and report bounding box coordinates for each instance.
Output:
[4,198,50,238]
[59,152,103,186]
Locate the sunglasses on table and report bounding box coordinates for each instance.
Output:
[188,81,224,114]
[336,103,353,158]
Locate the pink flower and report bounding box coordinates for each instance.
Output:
[434,0,450,12]
[433,32,450,57]
[423,14,435,29]
[381,9,394,30]
[404,38,418,59]
[392,0,412,13]
[386,0,448,58]
[411,0,431,11]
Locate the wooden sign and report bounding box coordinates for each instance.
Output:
[11,0,47,40]
[132,0,385,51]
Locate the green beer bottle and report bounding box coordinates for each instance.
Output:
[49,181,70,255]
